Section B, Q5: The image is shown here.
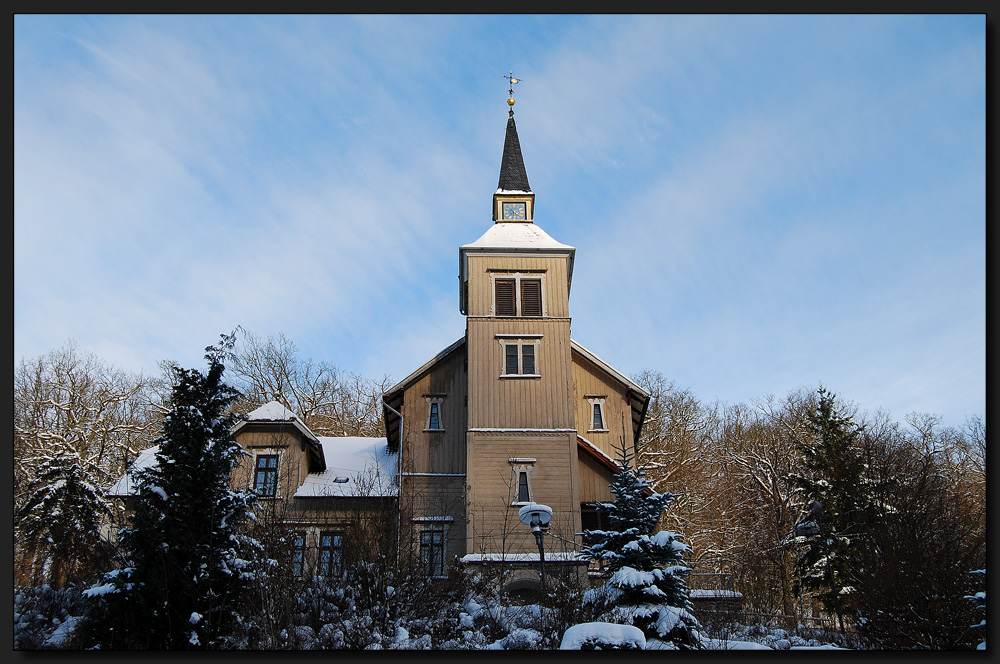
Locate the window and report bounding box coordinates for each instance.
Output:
[500,339,539,377]
[318,531,344,577]
[493,274,543,317]
[288,531,307,577]
[424,396,445,431]
[587,397,609,432]
[517,471,530,502]
[254,454,279,496]
[509,458,536,505]
[420,530,446,577]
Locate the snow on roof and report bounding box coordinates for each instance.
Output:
[461,221,574,251]
[108,436,397,499]
[577,434,618,470]
[245,401,298,421]
[459,552,586,563]
[294,437,397,498]
[235,400,319,444]
[107,445,159,496]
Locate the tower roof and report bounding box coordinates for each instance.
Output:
[497,110,531,193]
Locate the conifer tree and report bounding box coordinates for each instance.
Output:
[582,439,700,649]
[84,334,259,649]
[15,449,114,587]
[786,387,867,632]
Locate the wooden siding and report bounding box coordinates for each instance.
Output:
[466,317,574,430]
[396,346,468,475]
[232,427,310,500]
[571,351,637,461]
[465,254,570,318]
[578,447,616,503]
[401,474,467,564]
[466,430,581,555]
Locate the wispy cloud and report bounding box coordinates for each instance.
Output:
[14,15,984,428]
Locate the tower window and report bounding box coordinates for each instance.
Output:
[517,471,530,502]
[500,339,539,377]
[493,274,544,317]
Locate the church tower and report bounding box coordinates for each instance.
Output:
[382,83,649,584]
[459,99,583,557]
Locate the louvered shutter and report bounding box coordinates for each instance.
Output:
[520,279,542,317]
[495,279,516,316]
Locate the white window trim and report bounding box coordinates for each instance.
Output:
[498,337,541,378]
[424,395,445,431]
[587,396,609,433]
[490,272,547,317]
[509,460,536,506]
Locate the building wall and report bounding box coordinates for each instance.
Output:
[571,351,638,459]
[393,346,470,567]
[464,253,571,318]
[465,430,581,556]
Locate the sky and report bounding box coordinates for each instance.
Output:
[14,14,986,430]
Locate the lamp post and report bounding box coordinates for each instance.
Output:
[518,502,552,591]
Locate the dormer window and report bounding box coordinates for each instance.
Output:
[254,454,279,496]
[494,274,543,317]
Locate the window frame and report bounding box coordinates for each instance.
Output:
[424,395,445,432]
[420,529,446,578]
[498,336,541,378]
[491,272,546,317]
[253,453,280,497]
[587,396,609,433]
[318,530,344,578]
[288,530,307,577]
[509,458,536,506]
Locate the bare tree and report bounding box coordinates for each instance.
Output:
[227,330,391,437]
[14,341,164,587]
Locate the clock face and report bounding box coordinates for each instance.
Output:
[502,201,527,220]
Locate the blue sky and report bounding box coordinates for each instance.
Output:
[14,14,985,429]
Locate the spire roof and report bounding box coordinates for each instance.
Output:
[497,110,531,193]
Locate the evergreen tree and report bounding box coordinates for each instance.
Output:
[582,439,700,649]
[15,448,114,587]
[84,334,259,649]
[786,387,867,632]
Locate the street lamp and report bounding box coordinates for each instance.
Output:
[518,502,552,590]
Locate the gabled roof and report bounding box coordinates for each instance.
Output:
[571,339,651,445]
[382,337,466,453]
[497,111,531,193]
[231,400,325,471]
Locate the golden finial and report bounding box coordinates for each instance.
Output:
[502,70,520,108]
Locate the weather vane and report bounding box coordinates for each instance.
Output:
[502,70,521,109]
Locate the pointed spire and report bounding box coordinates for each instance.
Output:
[497,110,531,193]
